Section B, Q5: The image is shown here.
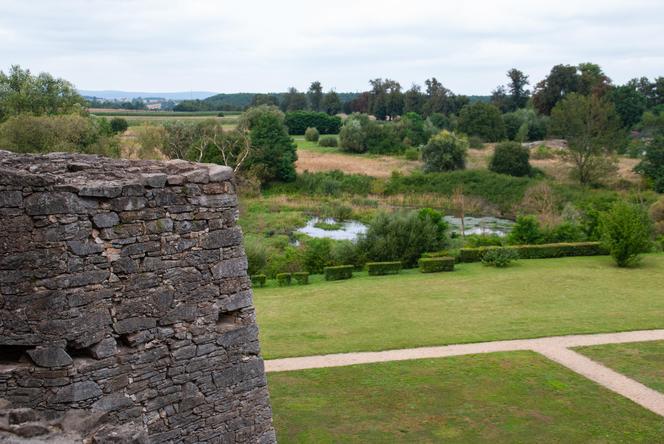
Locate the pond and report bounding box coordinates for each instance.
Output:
[296,215,514,241]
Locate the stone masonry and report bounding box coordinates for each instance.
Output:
[0,151,275,443]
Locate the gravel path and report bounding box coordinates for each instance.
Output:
[265,329,664,417]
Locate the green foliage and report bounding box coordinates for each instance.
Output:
[269,171,373,197]
[543,222,586,243]
[324,265,354,281]
[109,117,129,134]
[404,147,419,160]
[503,109,548,142]
[532,64,582,115]
[508,215,542,245]
[358,211,446,267]
[304,127,320,142]
[635,135,664,192]
[459,242,607,263]
[293,272,310,285]
[277,273,292,286]
[0,65,86,122]
[338,113,404,154]
[427,113,451,131]
[609,85,647,129]
[530,145,555,160]
[465,234,504,247]
[650,197,664,236]
[417,207,449,243]
[367,261,402,276]
[0,114,119,156]
[421,130,468,172]
[302,238,333,274]
[386,170,533,213]
[285,111,341,135]
[245,237,268,275]
[398,112,429,146]
[457,102,506,142]
[481,248,519,267]
[330,241,365,269]
[318,136,338,147]
[241,106,297,183]
[599,202,653,267]
[418,257,455,273]
[251,274,267,288]
[338,113,369,153]
[550,93,624,184]
[468,135,484,149]
[489,141,532,177]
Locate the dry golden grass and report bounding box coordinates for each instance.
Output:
[296,149,420,178]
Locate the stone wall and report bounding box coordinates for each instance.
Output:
[0,151,275,443]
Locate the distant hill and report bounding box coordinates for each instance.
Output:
[79,90,218,100]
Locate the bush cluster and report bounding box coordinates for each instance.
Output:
[276,272,292,286]
[293,271,310,285]
[459,242,607,263]
[318,136,338,147]
[418,257,455,273]
[481,248,519,267]
[421,130,468,172]
[489,141,531,177]
[324,265,354,281]
[599,201,652,267]
[367,261,402,276]
[304,127,320,142]
[251,274,267,287]
[338,113,403,154]
[285,111,341,135]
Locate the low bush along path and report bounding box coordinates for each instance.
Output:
[265,329,664,418]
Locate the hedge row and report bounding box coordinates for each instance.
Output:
[367,261,402,276]
[418,257,455,273]
[285,111,342,135]
[459,242,607,263]
[251,274,266,287]
[275,272,310,286]
[324,265,354,281]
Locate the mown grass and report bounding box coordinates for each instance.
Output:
[292,135,340,153]
[254,254,664,359]
[576,341,664,393]
[269,351,664,443]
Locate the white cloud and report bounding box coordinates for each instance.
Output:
[0,0,662,93]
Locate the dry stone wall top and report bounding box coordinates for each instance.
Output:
[0,151,275,443]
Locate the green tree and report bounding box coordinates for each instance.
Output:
[403,84,424,114]
[368,78,403,120]
[110,117,128,134]
[578,63,612,97]
[240,106,297,183]
[322,90,341,115]
[489,141,531,177]
[490,85,510,113]
[307,81,323,111]
[532,64,581,115]
[635,135,664,192]
[457,102,506,142]
[281,87,307,112]
[550,93,623,185]
[421,130,468,172]
[0,65,86,121]
[339,113,369,153]
[600,202,652,267]
[508,215,542,245]
[609,85,647,128]
[507,68,530,110]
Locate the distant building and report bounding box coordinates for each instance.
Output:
[146,103,162,110]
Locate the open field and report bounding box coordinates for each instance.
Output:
[576,341,664,392]
[254,254,664,359]
[296,148,420,178]
[268,351,664,443]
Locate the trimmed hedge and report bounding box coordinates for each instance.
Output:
[251,274,266,288]
[324,265,353,281]
[276,272,292,286]
[367,261,402,276]
[459,242,607,263]
[285,111,342,135]
[293,271,310,285]
[419,257,455,273]
[318,136,338,147]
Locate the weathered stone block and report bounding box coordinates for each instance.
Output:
[53,381,102,403]
[93,212,120,228]
[26,346,73,368]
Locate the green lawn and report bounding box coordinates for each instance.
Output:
[292,135,340,153]
[254,255,664,359]
[268,351,664,443]
[576,341,664,393]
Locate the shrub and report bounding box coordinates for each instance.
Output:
[330,240,365,269]
[276,272,292,286]
[134,125,165,159]
[457,102,506,142]
[367,261,402,276]
[459,242,607,263]
[110,117,129,134]
[418,257,455,273]
[271,170,373,197]
[324,265,353,281]
[318,136,338,147]
[302,238,333,274]
[465,234,503,247]
[357,211,446,268]
[489,141,531,177]
[650,197,664,236]
[542,222,586,243]
[468,136,484,149]
[293,271,310,285]
[530,145,555,160]
[284,111,341,135]
[421,130,468,172]
[404,147,419,160]
[339,113,369,153]
[599,201,653,267]
[635,135,664,192]
[398,112,429,146]
[365,122,403,154]
[245,237,268,275]
[251,274,267,288]
[304,127,320,142]
[481,248,519,267]
[508,215,542,245]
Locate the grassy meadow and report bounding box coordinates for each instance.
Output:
[254,254,664,359]
[268,351,664,443]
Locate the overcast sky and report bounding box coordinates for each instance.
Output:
[1,0,663,94]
